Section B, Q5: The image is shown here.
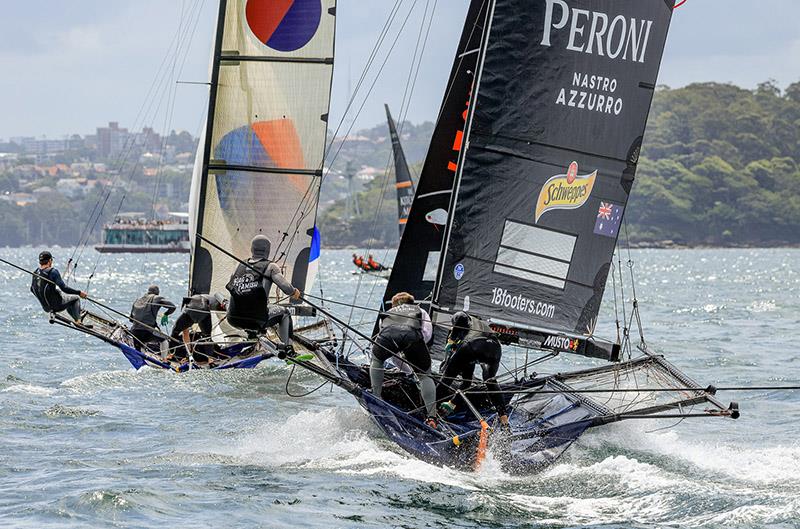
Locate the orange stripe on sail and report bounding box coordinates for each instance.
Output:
[252,119,307,193]
[452,130,464,151]
[395,181,412,188]
[398,218,408,224]
[447,161,457,172]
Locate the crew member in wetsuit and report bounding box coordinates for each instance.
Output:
[437,311,509,426]
[169,293,226,364]
[30,250,89,326]
[370,291,438,428]
[226,235,301,347]
[129,285,176,351]
[367,254,386,271]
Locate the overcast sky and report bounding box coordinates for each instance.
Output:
[0,0,798,139]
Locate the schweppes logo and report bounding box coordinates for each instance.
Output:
[535,161,597,222]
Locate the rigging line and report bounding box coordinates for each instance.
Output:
[270,0,407,256]
[623,219,646,346]
[76,0,206,264]
[338,0,424,337]
[92,0,207,283]
[320,0,419,183]
[284,364,330,398]
[324,0,406,157]
[616,239,630,360]
[67,27,186,269]
[148,1,186,222]
[348,0,431,339]
[610,257,622,344]
[193,233,433,375]
[273,0,417,263]
[71,0,205,261]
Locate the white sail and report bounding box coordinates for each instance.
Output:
[190,0,335,296]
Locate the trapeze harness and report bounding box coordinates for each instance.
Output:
[438,316,508,417]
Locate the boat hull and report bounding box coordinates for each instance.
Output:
[318,351,598,473]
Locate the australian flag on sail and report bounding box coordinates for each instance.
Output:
[594,202,623,238]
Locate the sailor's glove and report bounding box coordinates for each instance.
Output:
[160,314,169,327]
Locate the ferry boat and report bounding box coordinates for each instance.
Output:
[95,212,190,253]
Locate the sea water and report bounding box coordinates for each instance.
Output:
[1,247,799,528]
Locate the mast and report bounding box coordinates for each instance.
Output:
[384,104,415,238]
[379,0,492,309]
[432,0,496,304]
[188,0,228,295]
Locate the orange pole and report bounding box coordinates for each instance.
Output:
[474,420,489,471]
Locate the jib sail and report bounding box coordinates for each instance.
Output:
[189,0,336,295]
[385,104,415,238]
[430,0,675,359]
[380,0,491,307]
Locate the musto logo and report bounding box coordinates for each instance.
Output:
[542,335,580,352]
[491,288,556,319]
[246,0,322,52]
[535,161,596,222]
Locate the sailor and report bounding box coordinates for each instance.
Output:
[129,285,176,351]
[352,253,363,269]
[367,254,386,271]
[169,292,227,364]
[370,292,438,428]
[437,311,509,426]
[30,250,89,326]
[225,235,301,348]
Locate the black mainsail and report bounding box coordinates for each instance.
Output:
[385,104,415,238]
[380,0,491,306]
[417,0,674,359]
[289,0,738,474]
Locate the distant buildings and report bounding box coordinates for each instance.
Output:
[0,121,197,213]
[96,121,130,159]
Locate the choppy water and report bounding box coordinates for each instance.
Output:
[1,247,799,528]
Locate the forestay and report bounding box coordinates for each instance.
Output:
[433,0,674,358]
[189,0,335,296]
[380,0,491,307]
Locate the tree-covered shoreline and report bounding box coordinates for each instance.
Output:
[321,81,800,249]
[2,81,798,249]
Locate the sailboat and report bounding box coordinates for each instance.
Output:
[350,104,415,279]
[33,0,338,371]
[292,0,740,472]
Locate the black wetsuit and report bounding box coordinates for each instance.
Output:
[30,267,82,320]
[226,259,296,343]
[170,295,222,362]
[372,304,430,371]
[437,317,507,417]
[129,293,176,351]
[371,303,436,418]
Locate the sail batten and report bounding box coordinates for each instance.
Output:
[190,0,336,296]
[220,55,334,64]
